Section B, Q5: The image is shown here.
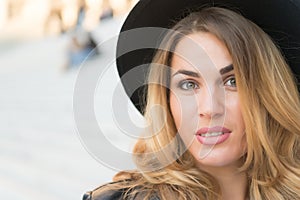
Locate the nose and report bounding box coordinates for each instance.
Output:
[197,85,225,119]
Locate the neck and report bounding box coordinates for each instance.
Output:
[198,164,248,200]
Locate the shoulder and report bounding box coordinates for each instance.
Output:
[82,181,126,200]
[82,181,160,200]
[82,188,125,200]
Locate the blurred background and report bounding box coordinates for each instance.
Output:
[0,0,139,199]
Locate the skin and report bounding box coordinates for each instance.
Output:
[169,32,248,200]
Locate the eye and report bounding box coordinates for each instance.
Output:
[224,76,236,88]
[178,80,199,90]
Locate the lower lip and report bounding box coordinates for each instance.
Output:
[196,133,231,145]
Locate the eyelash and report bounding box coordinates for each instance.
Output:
[177,76,236,91]
[177,79,199,90]
[223,76,236,88]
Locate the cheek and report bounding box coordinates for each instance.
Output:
[226,94,244,125]
[227,95,247,147]
[169,92,182,128]
[169,92,198,143]
[231,98,245,131]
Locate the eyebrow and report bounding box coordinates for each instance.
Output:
[219,64,234,75]
[172,64,234,77]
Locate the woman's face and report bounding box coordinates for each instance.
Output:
[169,32,247,169]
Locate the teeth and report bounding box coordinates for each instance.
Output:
[201,132,223,137]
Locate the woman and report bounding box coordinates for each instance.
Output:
[84,1,300,200]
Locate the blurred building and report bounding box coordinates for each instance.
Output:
[0,0,138,40]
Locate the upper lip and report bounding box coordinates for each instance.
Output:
[196,126,231,135]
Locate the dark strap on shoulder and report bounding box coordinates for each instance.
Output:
[82,183,125,200]
[82,181,161,200]
[82,191,92,200]
[82,190,125,200]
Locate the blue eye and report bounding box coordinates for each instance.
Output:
[224,76,236,87]
[178,80,199,90]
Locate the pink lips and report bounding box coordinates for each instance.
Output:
[196,126,231,145]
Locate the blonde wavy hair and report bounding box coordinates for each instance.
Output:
[96,7,300,200]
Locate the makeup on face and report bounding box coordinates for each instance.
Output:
[196,126,231,145]
[169,32,247,168]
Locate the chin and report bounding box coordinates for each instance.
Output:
[190,146,246,168]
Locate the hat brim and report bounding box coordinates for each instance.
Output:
[116,0,300,113]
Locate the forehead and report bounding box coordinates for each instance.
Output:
[171,32,232,73]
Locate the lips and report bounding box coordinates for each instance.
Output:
[196,126,231,135]
[196,126,231,145]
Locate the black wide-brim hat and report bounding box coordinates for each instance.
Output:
[116,0,300,113]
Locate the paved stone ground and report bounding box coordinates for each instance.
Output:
[0,17,137,200]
